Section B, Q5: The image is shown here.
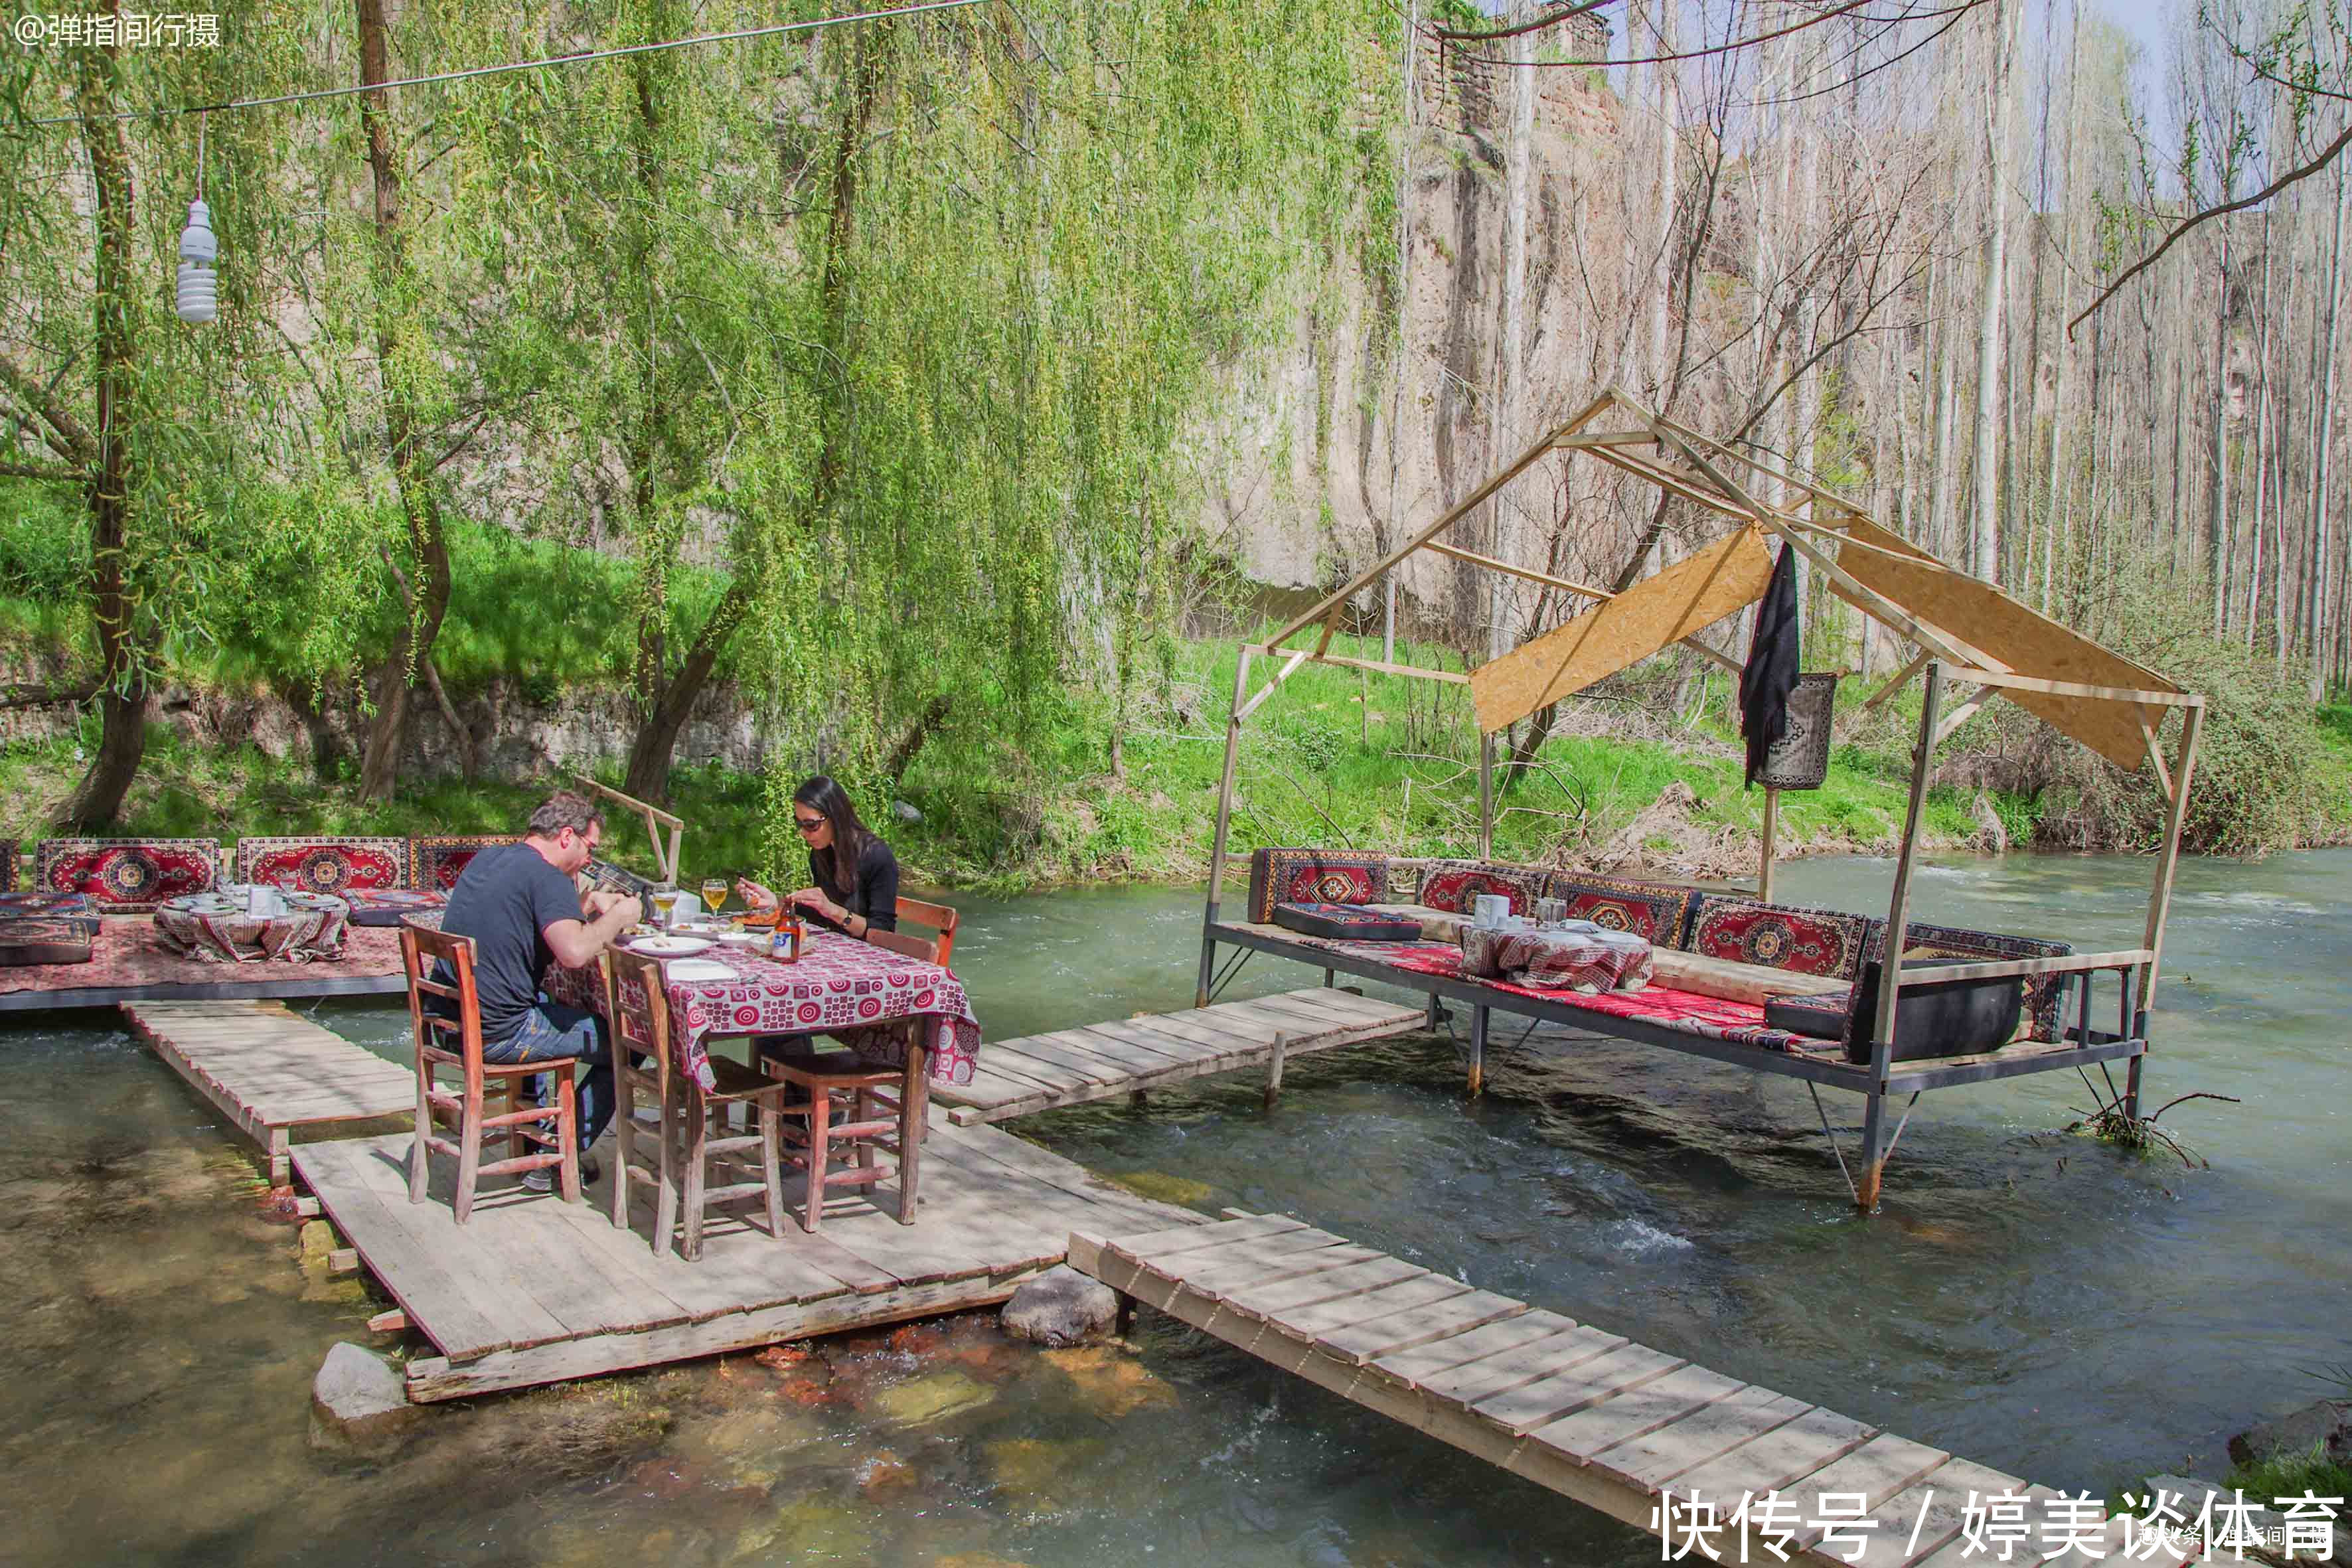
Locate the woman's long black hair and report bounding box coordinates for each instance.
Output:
[794,775,874,886]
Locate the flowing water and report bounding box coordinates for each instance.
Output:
[3,850,2348,1565]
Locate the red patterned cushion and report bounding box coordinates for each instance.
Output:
[410,835,515,892]
[1245,848,1390,923]
[1542,873,1697,946]
[35,838,221,913]
[1270,902,1422,941]
[0,915,94,966]
[341,888,449,928]
[1685,895,1877,979]
[236,836,409,897]
[0,838,15,893]
[1416,859,1546,917]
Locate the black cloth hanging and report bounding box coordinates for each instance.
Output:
[1740,542,1801,789]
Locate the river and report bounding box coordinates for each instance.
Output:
[3,850,2346,1565]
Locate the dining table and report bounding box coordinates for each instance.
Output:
[546,926,981,1094]
[153,888,351,963]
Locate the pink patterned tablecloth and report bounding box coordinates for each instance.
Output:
[153,890,350,963]
[548,929,980,1094]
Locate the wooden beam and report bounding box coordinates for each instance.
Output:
[1308,652,1470,685]
[1930,688,1988,747]
[1861,651,1930,711]
[1897,949,2157,984]
[2140,718,2175,803]
[1938,666,2202,708]
[1861,661,1942,1214]
[1264,390,1616,652]
[1426,540,1611,601]
[1236,649,1310,723]
[2136,702,2204,1023]
[1758,787,1778,904]
[1477,732,1496,860]
[570,773,685,883]
[1199,645,1255,1008]
[1581,445,1753,520]
[1552,430,1666,449]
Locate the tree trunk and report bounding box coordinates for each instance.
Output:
[2307,167,2347,704]
[619,25,883,801]
[2209,224,2233,637]
[1968,0,2019,584]
[354,0,453,803]
[59,42,147,830]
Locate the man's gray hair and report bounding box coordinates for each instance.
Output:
[527,790,604,839]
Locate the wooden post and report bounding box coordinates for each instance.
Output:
[2128,700,2203,1119]
[1758,787,1780,902]
[1263,1031,1289,1110]
[1468,1004,1488,1097]
[1478,732,1496,860]
[1198,645,1255,1008]
[1859,661,1942,1213]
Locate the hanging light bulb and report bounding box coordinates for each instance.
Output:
[176,198,217,324]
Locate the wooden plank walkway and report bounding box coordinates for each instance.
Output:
[295,1113,1204,1402]
[123,999,417,1184]
[931,986,1425,1125]
[1069,1214,2177,1568]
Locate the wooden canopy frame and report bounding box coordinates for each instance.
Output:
[1197,386,2203,1208]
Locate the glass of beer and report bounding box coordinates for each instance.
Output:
[700,878,729,918]
[650,884,680,931]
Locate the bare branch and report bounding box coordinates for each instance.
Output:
[2070,122,2352,337]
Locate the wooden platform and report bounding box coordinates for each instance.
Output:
[123,999,418,1184]
[930,986,1425,1125]
[0,921,409,1012]
[1070,1213,2175,1568]
[295,1115,1203,1402]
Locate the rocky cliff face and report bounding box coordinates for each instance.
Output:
[1194,17,1632,645]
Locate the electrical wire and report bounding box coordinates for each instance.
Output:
[25,0,984,127]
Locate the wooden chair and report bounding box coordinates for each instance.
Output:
[766,1018,929,1229]
[400,922,579,1223]
[607,945,791,1260]
[892,896,959,967]
[599,949,673,1243]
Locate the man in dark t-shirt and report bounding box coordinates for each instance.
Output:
[438,791,642,1186]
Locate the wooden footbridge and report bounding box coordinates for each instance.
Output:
[114,986,2175,1565]
[1071,1212,2178,1568]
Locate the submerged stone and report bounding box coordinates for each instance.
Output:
[1042,1345,1178,1418]
[872,1370,993,1427]
[2229,1399,2352,1468]
[1002,1265,1119,1348]
[1111,1170,1215,1206]
[856,1447,919,1499]
[309,1341,418,1450]
[732,1496,878,1563]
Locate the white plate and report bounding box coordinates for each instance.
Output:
[665,958,738,982]
[627,935,713,958]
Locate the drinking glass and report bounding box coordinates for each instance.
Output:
[650,884,680,931]
[700,878,729,917]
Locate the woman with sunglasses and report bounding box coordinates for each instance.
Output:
[735,775,900,940]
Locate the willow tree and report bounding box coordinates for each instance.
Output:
[738,0,1391,819]
[428,0,828,805]
[0,7,314,824]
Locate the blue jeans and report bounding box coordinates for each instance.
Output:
[483,998,613,1152]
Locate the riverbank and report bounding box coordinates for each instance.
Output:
[9,631,2348,891]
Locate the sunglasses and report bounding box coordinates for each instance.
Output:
[793,815,826,834]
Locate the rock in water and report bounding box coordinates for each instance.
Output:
[1001,1265,1119,1348]
[2229,1399,2352,1468]
[311,1342,420,1450]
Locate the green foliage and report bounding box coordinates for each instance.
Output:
[2226,1439,2352,1508]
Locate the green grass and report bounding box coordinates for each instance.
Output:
[883,629,2021,887]
[2227,1439,2352,1506]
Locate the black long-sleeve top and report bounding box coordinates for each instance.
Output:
[807,834,898,934]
